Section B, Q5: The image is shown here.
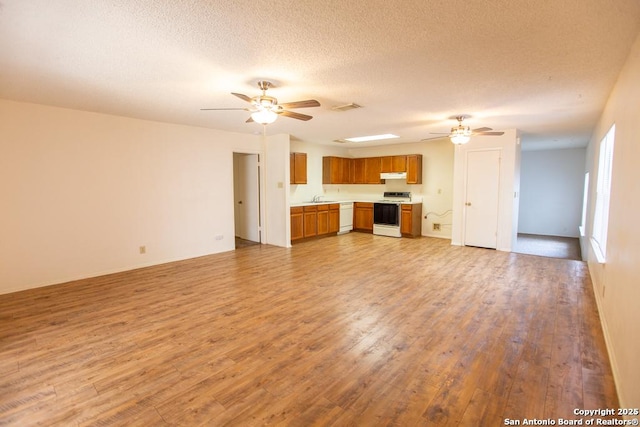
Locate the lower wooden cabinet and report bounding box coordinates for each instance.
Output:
[329,204,340,233]
[303,206,317,238]
[294,202,419,240]
[317,204,329,235]
[290,207,304,241]
[291,203,341,242]
[401,204,422,237]
[353,202,374,232]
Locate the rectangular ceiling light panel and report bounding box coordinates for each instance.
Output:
[344,134,399,143]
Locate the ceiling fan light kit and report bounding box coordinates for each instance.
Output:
[251,109,278,124]
[424,115,504,144]
[202,80,320,125]
[450,132,471,145]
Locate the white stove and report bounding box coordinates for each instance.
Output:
[376,191,412,203]
[373,192,411,237]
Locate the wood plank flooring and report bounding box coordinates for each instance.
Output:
[0,234,618,426]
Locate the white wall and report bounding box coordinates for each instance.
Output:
[289,139,455,239]
[264,133,290,248]
[289,140,350,203]
[451,130,521,252]
[0,99,264,294]
[518,148,586,237]
[584,31,640,408]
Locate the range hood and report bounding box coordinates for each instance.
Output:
[380,172,407,180]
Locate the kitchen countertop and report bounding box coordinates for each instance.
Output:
[290,199,422,207]
[290,200,352,207]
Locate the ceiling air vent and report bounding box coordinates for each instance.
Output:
[331,103,362,112]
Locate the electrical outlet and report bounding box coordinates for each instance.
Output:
[432,223,441,231]
[215,235,224,241]
[139,245,146,254]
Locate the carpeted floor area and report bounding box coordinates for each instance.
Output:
[514,233,582,260]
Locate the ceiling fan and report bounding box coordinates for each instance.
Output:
[201,81,320,125]
[423,115,504,144]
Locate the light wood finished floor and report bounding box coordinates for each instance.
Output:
[0,234,618,426]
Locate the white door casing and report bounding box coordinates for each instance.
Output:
[233,153,260,243]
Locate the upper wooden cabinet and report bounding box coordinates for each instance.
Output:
[352,158,366,184]
[322,154,422,185]
[380,155,407,173]
[290,152,307,184]
[364,157,382,184]
[323,156,352,184]
[406,154,423,184]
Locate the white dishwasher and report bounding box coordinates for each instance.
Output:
[338,202,353,234]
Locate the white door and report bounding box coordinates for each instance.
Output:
[464,149,500,249]
[233,153,260,243]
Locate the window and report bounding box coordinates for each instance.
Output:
[580,172,589,237]
[591,124,615,262]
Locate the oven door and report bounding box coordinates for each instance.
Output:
[373,203,400,226]
[373,203,401,237]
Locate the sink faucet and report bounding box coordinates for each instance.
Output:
[312,195,322,202]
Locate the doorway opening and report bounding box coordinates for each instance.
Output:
[233,152,262,249]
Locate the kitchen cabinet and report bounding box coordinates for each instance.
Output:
[401,203,422,237]
[303,205,317,237]
[352,158,366,184]
[290,152,307,184]
[353,202,374,232]
[406,154,423,184]
[381,155,407,173]
[322,154,421,185]
[290,207,304,241]
[317,204,329,235]
[329,203,340,233]
[364,157,382,184]
[323,156,353,184]
[291,203,341,243]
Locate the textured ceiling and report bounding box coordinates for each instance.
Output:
[1,0,639,149]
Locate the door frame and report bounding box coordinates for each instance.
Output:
[461,148,502,249]
[232,151,265,246]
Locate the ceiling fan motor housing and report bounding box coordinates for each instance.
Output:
[254,95,277,110]
[451,125,471,137]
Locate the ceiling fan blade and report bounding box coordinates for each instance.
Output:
[421,135,449,141]
[245,116,254,123]
[278,110,313,121]
[200,108,249,111]
[231,92,252,102]
[279,99,320,109]
[429,132,451,135]
[472,127,492,133]
[476,131,504,136]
